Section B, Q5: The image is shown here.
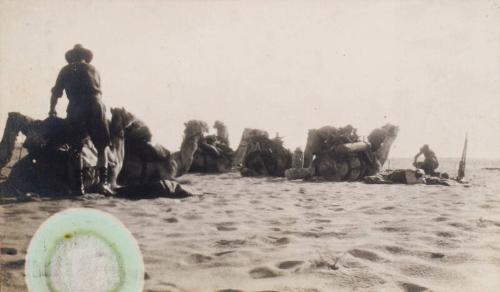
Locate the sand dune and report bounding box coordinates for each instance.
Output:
[1,159,500,292]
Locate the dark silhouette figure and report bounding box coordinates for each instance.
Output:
[49,44,113,195]
[413,144,439,175]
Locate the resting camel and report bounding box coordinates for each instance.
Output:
[234,129,292,177]
[0,108,208,197]
[286,124,399,181]
[189,120,234,173]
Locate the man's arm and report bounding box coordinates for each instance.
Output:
[414,151,422,162]
[49,67,66,116]
[49,95,59,116]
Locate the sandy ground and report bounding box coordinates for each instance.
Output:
[1,159,500,292]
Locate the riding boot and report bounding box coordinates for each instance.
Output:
[72,169,85,196]
[97,167,116,196]
[69,148,85,196]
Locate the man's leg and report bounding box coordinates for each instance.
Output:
[96,145,108,169]
[96,144,108,184]
[67,101,89,195]
[90,99,114,195]
[95,144,115,195]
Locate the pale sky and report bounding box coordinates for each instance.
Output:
[1,0,499,158]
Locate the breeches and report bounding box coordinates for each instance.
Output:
[67,97,110,151]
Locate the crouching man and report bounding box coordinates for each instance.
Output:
[413,144,439,175]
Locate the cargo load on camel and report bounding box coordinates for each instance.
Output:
[285,124,399,181]
[233,129,292,177]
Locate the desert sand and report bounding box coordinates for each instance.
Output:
[1,159,500,292]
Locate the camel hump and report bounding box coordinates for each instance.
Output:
[138,143,171,162]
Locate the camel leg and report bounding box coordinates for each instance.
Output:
[106,147,122,188]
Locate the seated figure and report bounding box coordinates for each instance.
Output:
[413,144,439,175]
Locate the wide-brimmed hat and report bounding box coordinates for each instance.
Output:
[65,44,93,63]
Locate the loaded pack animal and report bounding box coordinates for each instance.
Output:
[189,120,234,173]
[233,129,292,177]
[0,108,208,198]
[286,124,399,181]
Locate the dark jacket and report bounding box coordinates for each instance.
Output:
[51,62,102,102]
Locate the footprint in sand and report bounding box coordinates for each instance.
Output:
[2,259,25,269]
[436,231,456,238]
[277,260,304,269]
[400,263,449,278]
[385,246,406,255]
[0,247,18,255]
[164,217,178,223]
[349,249,385,262]
[213,250,236,257]
[249,267,280,279]
[183,213,202,220]
[447,222,471,231]
[216,239,246,247]
[314,219,331,223]
[266,236,290,245]
[216,222,237,231]
[428,252,445,259]
[190,253,213,263]
[400,282,429,292]
[433,216,448,222]
[380,226,409,233]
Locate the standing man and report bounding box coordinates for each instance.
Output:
[50,44,113,195]
[413,144,439,175]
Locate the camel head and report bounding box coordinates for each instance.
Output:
[173,120,209,177]
[108,107,132,187]
[381,124,399,138]
[213,120,226,131]
[369,123,399,166]
[213,120,230,145]
[109,107,138,137]
[109,107,127,141]
[184,120,209,138]
[110,107,152,142]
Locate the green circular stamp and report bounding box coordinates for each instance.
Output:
[25,208,144,292]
